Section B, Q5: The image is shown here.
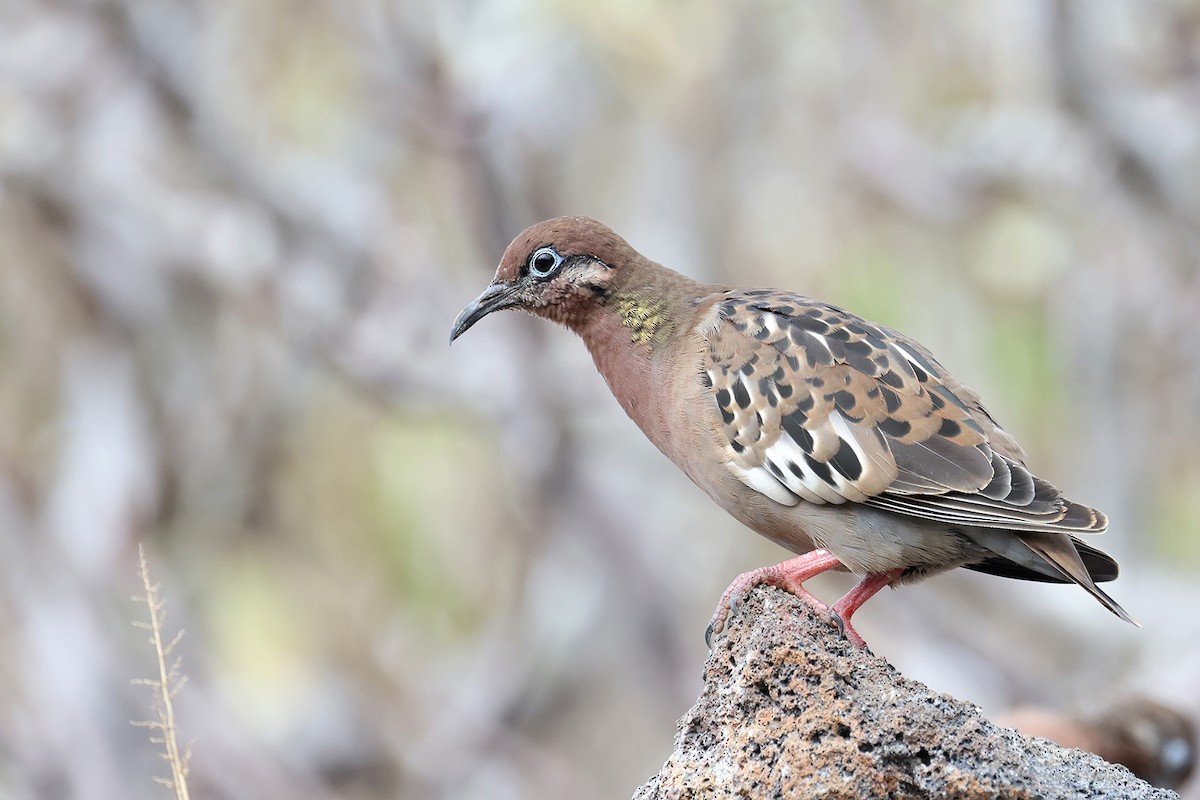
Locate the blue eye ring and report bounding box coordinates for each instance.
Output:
[528,247,563,278]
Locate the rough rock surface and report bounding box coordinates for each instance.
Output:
[633,586,1175,800]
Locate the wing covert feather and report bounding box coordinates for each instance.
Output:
[701,291,1105,534]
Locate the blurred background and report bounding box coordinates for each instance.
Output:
[2,0,1200,798]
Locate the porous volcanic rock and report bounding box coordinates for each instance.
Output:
[633,586,1174,800]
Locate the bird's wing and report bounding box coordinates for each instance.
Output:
[700,290,1107,535]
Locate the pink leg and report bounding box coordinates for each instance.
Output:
[706,549,844,646]
[829,569,903,649]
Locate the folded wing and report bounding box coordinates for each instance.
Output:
[700,290,1127,619]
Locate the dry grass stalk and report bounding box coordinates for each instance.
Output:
[132,544,192,800]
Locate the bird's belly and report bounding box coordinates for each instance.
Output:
[782,502,984,577]
[694,462,984,577]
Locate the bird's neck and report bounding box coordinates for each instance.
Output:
[572,263,716,440]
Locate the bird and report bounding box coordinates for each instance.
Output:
[449,216,1134,649]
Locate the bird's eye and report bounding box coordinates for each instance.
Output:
[527,247,563,278]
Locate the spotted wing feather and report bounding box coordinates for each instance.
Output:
[702,291,1107,535]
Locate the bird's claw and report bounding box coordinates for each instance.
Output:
[705,604,732,649]
[705,585,747,649]
[827,608,869,650]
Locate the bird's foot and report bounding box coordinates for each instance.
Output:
[828,610,868,650]
[705,550,842,648]
[826,569,903,650]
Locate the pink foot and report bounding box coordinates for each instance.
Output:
[829,569,903,650]
[706,549,842,646]
[706,555,905,651]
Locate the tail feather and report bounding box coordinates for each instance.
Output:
[960,527,1136,626]
[1016,532,1137,626]
[965,536,1119,583]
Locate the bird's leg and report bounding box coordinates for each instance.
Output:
[706,549,844,646]
[828,569,903,649]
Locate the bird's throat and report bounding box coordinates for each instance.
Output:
[578,290,674,383]
[576,302,670,442]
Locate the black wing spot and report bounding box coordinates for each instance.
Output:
[830,439,863,481]
[878,417,912,438]
[938,419,961,438]
[732,380,752,409]
[800,337,824,368]
[843,341,876,374]
[805,454,834,485]
[845,327,871,343]
[792,316,830,335]
[880,387,901,414]
[781,411,815,452]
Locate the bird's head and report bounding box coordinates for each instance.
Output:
[449,216,636,342]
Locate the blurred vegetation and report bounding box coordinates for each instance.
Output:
[1,1,1199,798]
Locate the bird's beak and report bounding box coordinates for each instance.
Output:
[449,282,519,343]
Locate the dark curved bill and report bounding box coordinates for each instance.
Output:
[449,282,519,343]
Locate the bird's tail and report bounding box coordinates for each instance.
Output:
[961,527,1137,626]
[1018,531,1137,626]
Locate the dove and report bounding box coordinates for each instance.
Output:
[450,217,1133,648]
